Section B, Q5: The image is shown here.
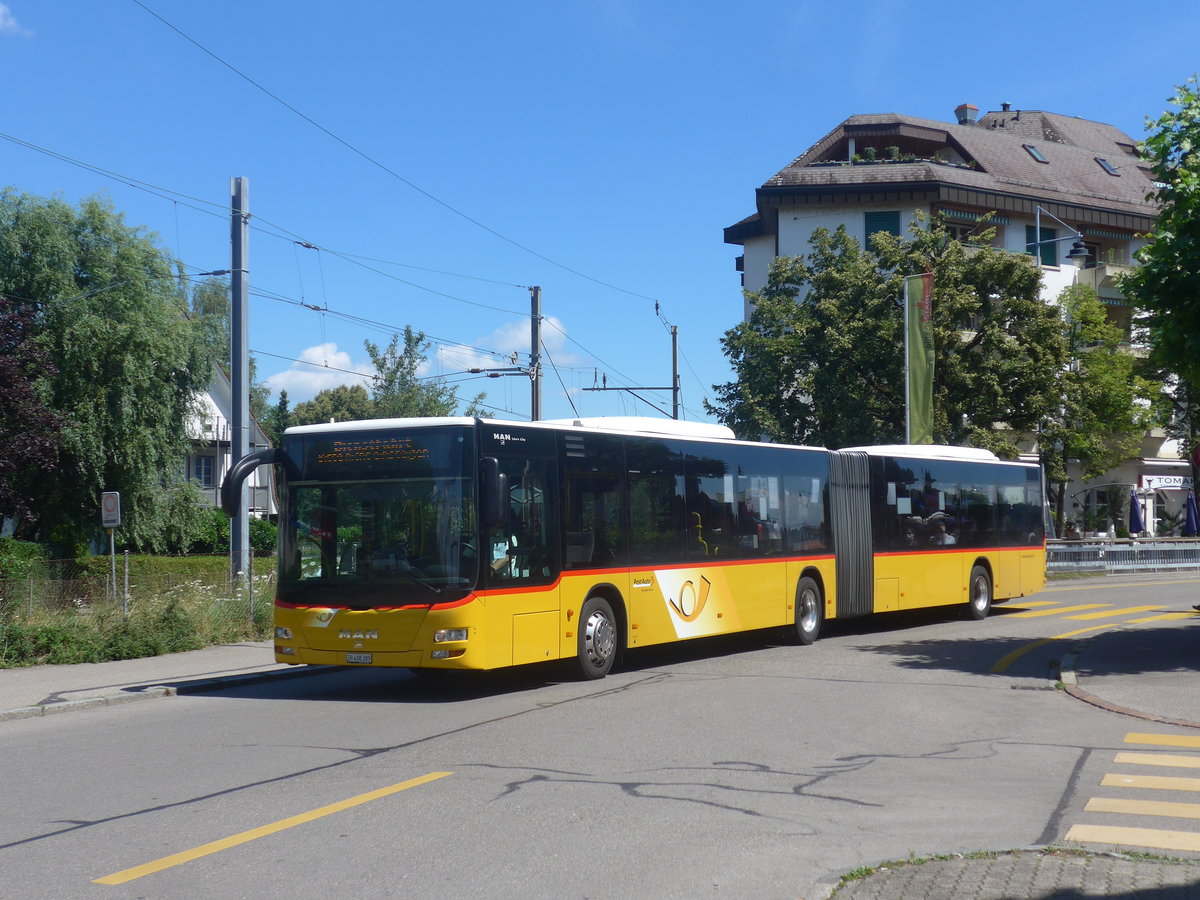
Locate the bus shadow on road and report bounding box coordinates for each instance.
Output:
[174,630,811,704]
[169,664,569,705]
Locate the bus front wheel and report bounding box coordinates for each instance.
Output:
[575,596,617,679]
[793,576,823,645]
[966,565,992,620]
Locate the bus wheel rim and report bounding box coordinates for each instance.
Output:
[972,577,988,610]
[799,589,819,633]
[584,609,615,667]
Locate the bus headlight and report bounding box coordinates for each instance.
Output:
[275,627,293,640]
[433,628,468,643]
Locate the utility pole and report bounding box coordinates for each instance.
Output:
[583,325,682,420]
[530,286,542,421]
[466,285,543,421]
[230,177,251,590]
[670,325,680,421]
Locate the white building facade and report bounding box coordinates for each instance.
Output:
[186,367,276,518]
[725,104,1191,536]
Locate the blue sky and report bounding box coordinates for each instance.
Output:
[2,1,1196,423]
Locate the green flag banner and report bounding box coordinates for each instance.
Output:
[906,272,934,444]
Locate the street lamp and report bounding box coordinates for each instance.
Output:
[1027,205,1089,268]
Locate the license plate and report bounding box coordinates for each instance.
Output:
[345,653,373,664]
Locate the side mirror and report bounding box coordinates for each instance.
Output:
[481,457,508,528]
[220,448,284,517]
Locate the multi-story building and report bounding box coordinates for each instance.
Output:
[724,103,1190,536]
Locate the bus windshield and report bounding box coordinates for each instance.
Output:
[278,426,477,605]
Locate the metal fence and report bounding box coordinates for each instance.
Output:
[1047,539,1200,575]
[0,558,275,640]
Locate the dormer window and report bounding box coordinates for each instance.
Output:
[1095,157,1121,176]
[1023,144,1048,163]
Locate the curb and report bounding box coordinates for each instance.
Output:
[0,665,337,724]
[1058,642,1200,730]
[821,846,1200,899]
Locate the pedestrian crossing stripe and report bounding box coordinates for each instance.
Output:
[1007,604,1109,618]
[1065,823,1200,853]
[1085,797,1200,819]
[1128,612,1194,624]
[1067,605,1164,620]
[1102,773,1200,792]
[1125,733,1200,749]
[1115,752,1200,769]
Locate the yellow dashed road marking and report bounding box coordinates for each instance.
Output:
[1008,604,1109,618]
[989,624,1114,673]
[94,771,453,885]
[1067,605,1164,620]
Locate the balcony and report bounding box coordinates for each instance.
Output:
[1078,259,1135,293]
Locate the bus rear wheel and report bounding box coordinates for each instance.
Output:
[793,576,823,645]
[966,565,992,620]
[575,596,617,679]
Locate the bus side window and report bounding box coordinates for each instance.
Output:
[488,458,558,585]
[561,433,625,569]
[626,438,685,565]
[563,478,621,568]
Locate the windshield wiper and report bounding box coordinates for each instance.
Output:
[396,569,444,595]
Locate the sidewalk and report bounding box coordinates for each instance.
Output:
[827,611,1200,898]
[0,640,321,721]
[4,616,1200,897]
[824,848,1200,898]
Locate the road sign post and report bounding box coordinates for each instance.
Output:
[101,493,123,613]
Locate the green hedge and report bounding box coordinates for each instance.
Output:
[75,554,274,579]
[0,539,51,580]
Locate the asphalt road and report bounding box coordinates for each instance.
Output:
[3,575,1199,899]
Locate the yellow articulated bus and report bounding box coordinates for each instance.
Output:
[222,417,1045,680]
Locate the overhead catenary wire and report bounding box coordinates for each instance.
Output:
[131,0,673,309]
[251,348,495,385]
[247,286,520,362]
[0,130,541,311]
[3,121,689,418]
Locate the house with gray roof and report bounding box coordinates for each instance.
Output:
[186,365,275,518]
[724,103,1189,536]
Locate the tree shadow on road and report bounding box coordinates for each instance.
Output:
[858,617,1200,681]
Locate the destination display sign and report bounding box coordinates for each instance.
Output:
[315,436,431,467]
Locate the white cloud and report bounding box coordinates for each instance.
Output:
[0,4,32,37]
[260,343,372,402]
[430,315,579,377]
[260,320,581,407]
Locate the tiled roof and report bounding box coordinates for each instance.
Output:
[755,110,1157,221]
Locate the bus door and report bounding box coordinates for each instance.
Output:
[479,429,561,667]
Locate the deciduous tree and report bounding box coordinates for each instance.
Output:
[710,220,1066,454]
[1123,75,1200,475]
[0,190,216,552]
[1040,285,1155,526]
[0,296,61,525]
[291,384,373,426]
